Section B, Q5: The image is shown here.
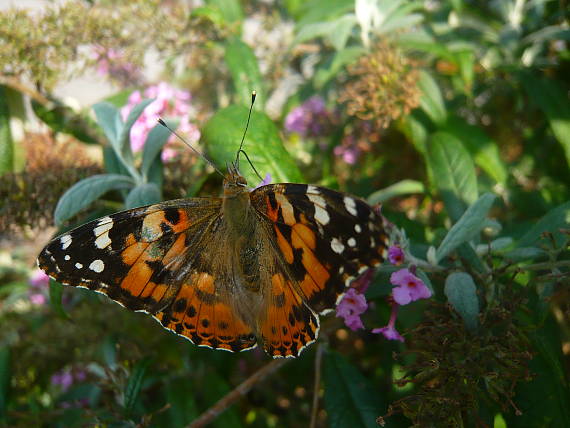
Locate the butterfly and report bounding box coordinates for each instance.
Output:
[38,159,388,358]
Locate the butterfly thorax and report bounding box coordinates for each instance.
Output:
[222,165,262,293]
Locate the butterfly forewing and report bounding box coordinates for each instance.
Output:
[251,183,389,314]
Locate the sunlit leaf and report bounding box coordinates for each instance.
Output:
[0,86,13,175]
[224,38,265,107]
[202,105,303,183]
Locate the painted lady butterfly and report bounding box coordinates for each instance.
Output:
[38,153,388,359]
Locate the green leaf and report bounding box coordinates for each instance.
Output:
[54,174,135,225]
[443,115,508,184]
[367,179,425,204]
[93,102,121,146]
[519,71,570,167]
[202,105,303,183]
[444,272,479,332]
[436,193,496,262]
[123,358,152,416]
[203,372,243,428]
[224,38,264,107]
[0,86,13,175]
[294,14,356,51]
[158,378,199,426]
[324,352,384,428]
[426,132,478,222]
[103,146,130,176]
[418,70,446,125]
[296,0,354,26]
[141,120,176,178]
[515,201,570,248]
[125,183,161,209]
[0,347,10,422]
[314,46,366,89]
[207,0,243,24]
[49,279,70,319]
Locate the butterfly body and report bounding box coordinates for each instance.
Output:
[38,164,389,358]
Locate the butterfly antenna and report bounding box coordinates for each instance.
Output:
[157,118,225,178]
[238,149,264,181]
[235,90,256,169]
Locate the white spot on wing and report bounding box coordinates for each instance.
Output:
[343,196,357,216]
[75,262,83,269]
[307,192,330,225]
[331,238,344,254]
[348,237,356,247]
[354,224,362,233]
[95,233,112,249]
[60,235,72,250]
[64,255,70,261]
[89,259,105,273]
[93,217,114,249]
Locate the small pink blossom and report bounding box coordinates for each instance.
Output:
[29,269,49,288]
[336,288,368,331]
[121,83,200,161]
[372,303,404,342]
[390,268,432,305]
[29,293,47,305]
[388,246,405,265]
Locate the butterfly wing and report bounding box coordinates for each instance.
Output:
[251,183,389,315]
[38,198,257,352]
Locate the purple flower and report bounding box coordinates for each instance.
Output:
[390,268,432,306]
[333,135,362,165]
[253,173,272,190]
[336,288,368,331]
[284,96,336,138]
[51,370,74,391]
[372,303,404,342]
[388,245,405,265]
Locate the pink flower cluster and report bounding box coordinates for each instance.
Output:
[92,45,142,87]
[29,268,49,306]
[335,244,432,342]
[51,368,87,392]
[121,83,201,161]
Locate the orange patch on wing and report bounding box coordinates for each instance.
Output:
[121,234,149,266]
[120,258,154,297]
[299,245,330,290]
[292,222,316,250]
[265,195,279,222]
[261,275,318,357]
[169,209,191,234]
[273,225,294,264]
[162,234,186,266]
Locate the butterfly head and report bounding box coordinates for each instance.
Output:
[224,161,248,196]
